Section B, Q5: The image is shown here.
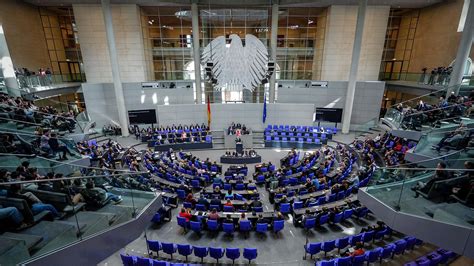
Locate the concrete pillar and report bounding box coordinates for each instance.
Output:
[0,25,20,97]
[342,0,367,134]
[269,3,279,103]
[448,0,474,95]
[192,3,203,104]
[101,0,129,136]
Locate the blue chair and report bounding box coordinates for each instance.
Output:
[207,219,219,232]
[136,257,151,266]
[120,254,136,266]
[183,202,193,209]
[319,214,330,226]
[256,223,268,235]
[355,207,369,219]
[226,248,240,264]
[342,209,353,220]
[318,259,337,266]
[404,236,417,250]
[273,220,284,235]
[193,246,208,263]
[223,183,232,190]
[190,221,202,235]
[332,212,343,224]
[176,189,186,200]
[147,240,161,257]
[177,216,188,232]
[151,260,167,266]
[195,204,207,211]
[256,175,265,184]
[336,256,352,266]
[209,204,220,211]
[304,218,316,232]
[328,193,337,202]
[243,248,257,264]
[240,220,252,237]
[177,244,193,261]
[280,203,291,214]
[304,242,321,259]
[322,240,336,256]
[151,212,162,224]
[191,179,200,189]
[223,223,234,236]
[293,201,304,209]
[316,197,326,205]
[350,233,363,246]
[335,237,349,253]
[161,242,177,259]
[224,205,234,212]
[252,207,263,213]
[366,247,382,264]
[392,239,407,258]
[361,231,374,243]
[209,247,225,263]
[353,254,366,266]
[380,244,395,263]
[236,183,245,190]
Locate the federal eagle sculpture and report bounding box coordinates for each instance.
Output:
[202,34,270,91]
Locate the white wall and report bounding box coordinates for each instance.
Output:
[277,81,385,125]
[82,82,195,127]
[83,81,383,130]
[73,4,149,83]
[320,5,389,81]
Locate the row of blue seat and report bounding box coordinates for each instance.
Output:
[266,124,337,134]
[183,202,264,213]
[404,248,456,266]
[315,235,423,266]
[177,217,285,236]
[305,227,394,259]
[145,240,258,264]
[121,254,197,266]
[265,136,328,144]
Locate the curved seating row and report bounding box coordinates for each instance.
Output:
[144,240,258,264]
[404,248,456,266]
[177,217,285,236]
[314,235,423,266]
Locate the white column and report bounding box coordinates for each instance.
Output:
[342,0,367,134]
[192,3,203,104]
[448,0,474,95]
[0,25,20,97]
[101,0,129,136]
[269,3,279,103]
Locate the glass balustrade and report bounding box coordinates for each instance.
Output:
[382,84,472,131]
[366,166,473,229]
[0,154,156,265]
[16,74,86,90]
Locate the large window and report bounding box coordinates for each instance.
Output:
[277,8,326,80]
[379,8,419,81]
[141,6,194,81]
[40,7,85,82]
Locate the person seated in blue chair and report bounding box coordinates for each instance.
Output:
[296,209,313,227]
[213,175,224,186]
[207,208,220,220]
[223,213,234,224]
[225,189,235,199]
[197,194,208,208]
[342,242,365,257]
[255,214,268,225]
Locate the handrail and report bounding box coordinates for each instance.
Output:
[388,84,458,109]
[0,145,147,174]
[1,103,78,121]
[402,101,472,119]
[0,116,43,127]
